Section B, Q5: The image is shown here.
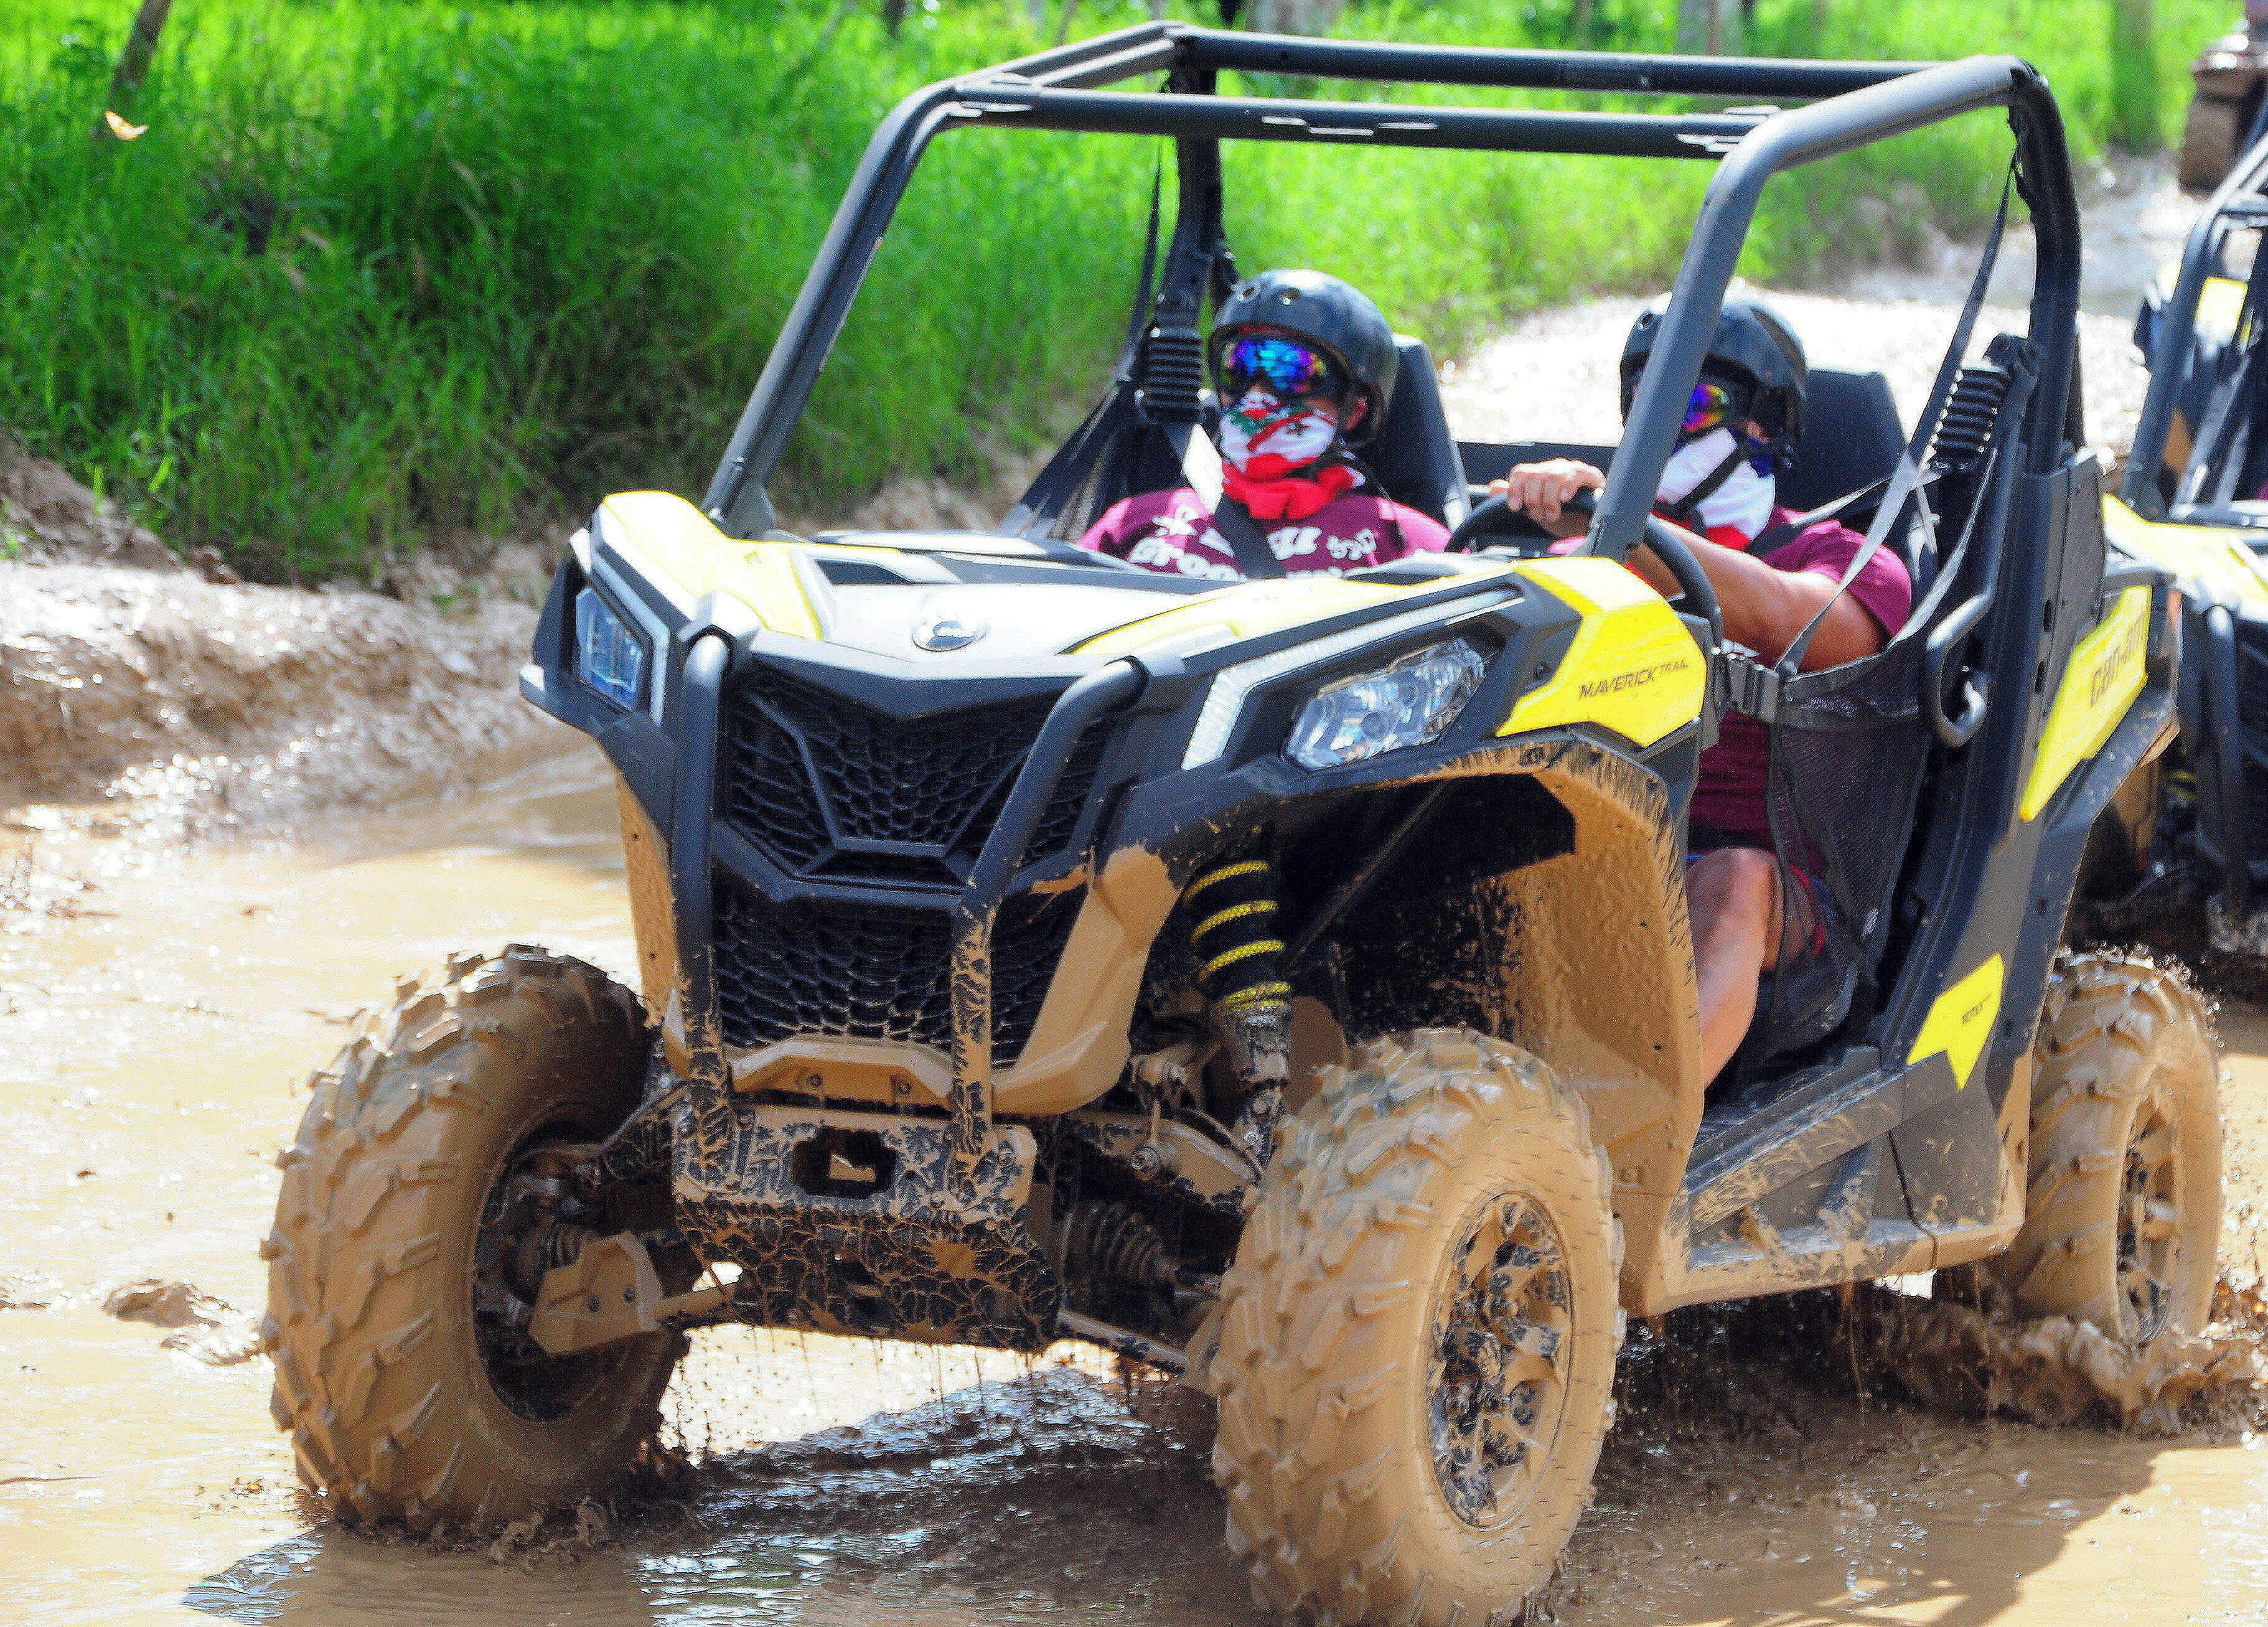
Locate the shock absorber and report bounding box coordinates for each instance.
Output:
[510,1216,603,1302]
[1184,855,1292,1165]
[1065,1201,1177,1292]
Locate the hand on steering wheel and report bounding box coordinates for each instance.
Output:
[1446,461,1601,555]
[1443,493,1554,556]
[1447,487,1724,650]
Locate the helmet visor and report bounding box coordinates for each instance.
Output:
[1216,335,1348,405]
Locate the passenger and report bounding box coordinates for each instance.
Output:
[1079,270,1450,576]
[1496,296,1913,1086]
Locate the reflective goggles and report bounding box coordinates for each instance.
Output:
[1621,373,1755,441]
[1215,334,1348,403]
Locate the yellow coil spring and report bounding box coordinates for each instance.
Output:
[1185,857,1291,1018]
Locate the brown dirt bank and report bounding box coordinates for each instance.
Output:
[1,439,563,838]
[0,433,1057,840]
[1,561,558,838]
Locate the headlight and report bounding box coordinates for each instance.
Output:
[575,586,650,711]
[1285,639,1486,770]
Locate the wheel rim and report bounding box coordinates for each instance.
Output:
[471,1118,629,1423]
[1426,1190,1575,1530]
[2116,1089,2184,1343]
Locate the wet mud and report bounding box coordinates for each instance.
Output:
[1,439,563,841]
[0,560,562,840]
[7,749,2268,1625]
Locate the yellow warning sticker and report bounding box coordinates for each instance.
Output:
[2018,586,2150,823]
[1906,954,2005,1090]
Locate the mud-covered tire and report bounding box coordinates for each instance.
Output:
[262,945,682,1531]
[2180,95,2246,192]
[1211,1030,1623,1626]
[1987,951,2223,1343]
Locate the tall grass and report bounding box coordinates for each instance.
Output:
[0,2,1155,576]
[0,0,2234,578]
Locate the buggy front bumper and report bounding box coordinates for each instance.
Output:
[673,1098,1061,1348]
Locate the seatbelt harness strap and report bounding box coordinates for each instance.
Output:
[1745,467,1940,558]
[1775,163,2014,677]
[1723,654,1781,724]
[1211,497,1288,579]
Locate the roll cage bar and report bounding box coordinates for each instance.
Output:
[703,22,2079,562]
[2121,133,2268,518]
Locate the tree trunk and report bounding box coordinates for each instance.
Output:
[881,0,907,38]
[1054,0,1080,46]
[1676,0,1743,53]
[105,0,172,113]
[1245,0,1346,34]
[2109,0,2163,154]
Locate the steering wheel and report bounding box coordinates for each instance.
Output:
[1449,489,1722,647]
[1444,492,1557,556]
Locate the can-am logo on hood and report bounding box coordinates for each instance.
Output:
[913,614,988,652]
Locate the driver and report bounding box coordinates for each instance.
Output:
[1078,270,1450,576]
[1494,296,1913,1087]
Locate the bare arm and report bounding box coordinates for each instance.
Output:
[1494,461,1885,671]
[1622,524,1885,670]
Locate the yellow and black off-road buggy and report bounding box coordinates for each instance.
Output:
[265,27,2222,1623]
[2099,131,2268,960]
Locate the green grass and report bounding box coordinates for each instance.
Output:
[0,0,2235,578]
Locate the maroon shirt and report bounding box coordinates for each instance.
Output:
[1077,485,1451,579]
[1690,507,1913,847]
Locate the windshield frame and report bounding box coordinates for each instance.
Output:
[701,23,2079,567]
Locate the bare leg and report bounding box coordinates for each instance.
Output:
[1685,847,1784,1087]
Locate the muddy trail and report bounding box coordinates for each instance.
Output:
[5,749,2268,1626]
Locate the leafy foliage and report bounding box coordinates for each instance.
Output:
[0,0,2228,576]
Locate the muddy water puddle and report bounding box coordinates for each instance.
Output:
[7,746,2268,1625]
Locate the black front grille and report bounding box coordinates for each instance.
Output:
[723,672,1094,887]
[712,882,1083,1064]
[1029,723,1111,859]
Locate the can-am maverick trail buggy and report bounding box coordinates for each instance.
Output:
[265,26,2221,1623]
[2097,129,2268,959]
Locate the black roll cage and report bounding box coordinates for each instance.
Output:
[2122,134,2268,518]
[701,22,2080,563]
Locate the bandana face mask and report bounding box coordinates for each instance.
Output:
[1217,387,1341,479]
[1656,426,1777,541]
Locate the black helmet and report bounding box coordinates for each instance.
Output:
[1212,269,1399,444]
[1619,293,1807,463]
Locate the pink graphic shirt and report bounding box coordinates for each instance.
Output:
[1690,508,1913,848]
[1077,485,1451,579]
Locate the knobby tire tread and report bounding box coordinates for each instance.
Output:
[1991,950,2221,1340]
[261,945,677,1531]
[1209,1029,1623,1627]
